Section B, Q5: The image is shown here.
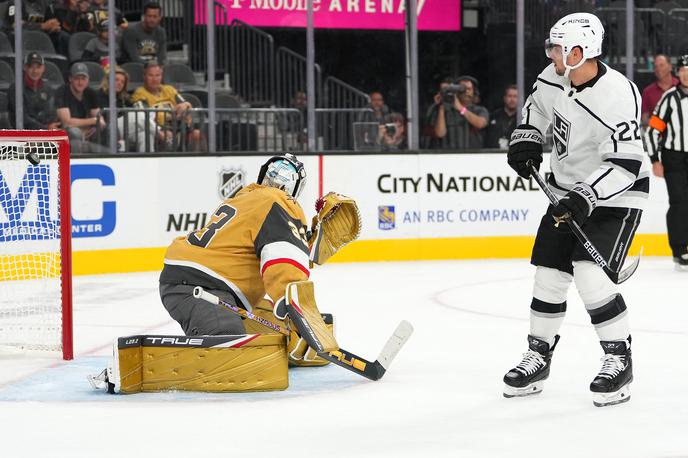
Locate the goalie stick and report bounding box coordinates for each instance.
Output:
[529,163,641,284]
[193,286,413,381]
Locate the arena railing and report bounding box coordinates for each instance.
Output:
[322,77,370,109]
[275,47,323,109]
[594,7,666,73]
[94,107,306,153]
[228,20,276,107]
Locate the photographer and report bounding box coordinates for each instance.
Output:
[428,76,489,150]
[377,112,406,151]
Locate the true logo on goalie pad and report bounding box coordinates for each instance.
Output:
[553,109,571,160]
[378,205,395,230]
[219,168,245,199]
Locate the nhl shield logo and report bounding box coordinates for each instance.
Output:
[219,169,244,199]
[552,109,571,160]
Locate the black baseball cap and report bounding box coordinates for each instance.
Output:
[24,51,44,66]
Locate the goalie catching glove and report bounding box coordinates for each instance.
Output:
[308,192,361,265]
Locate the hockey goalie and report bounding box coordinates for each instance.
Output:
[91,153,367,393]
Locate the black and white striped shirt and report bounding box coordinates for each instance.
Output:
[646,86,688,161]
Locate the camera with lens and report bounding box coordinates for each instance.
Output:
[441,83,466,104]
[384,123,397,136]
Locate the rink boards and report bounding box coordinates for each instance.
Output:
[67,154,669,275]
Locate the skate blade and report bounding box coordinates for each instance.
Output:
[592,384,631,407]
[503,381,544,398]
[674,263,688,272]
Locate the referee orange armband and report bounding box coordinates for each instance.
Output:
[648,115,667,132]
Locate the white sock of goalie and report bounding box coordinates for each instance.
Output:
[530,266,573,348]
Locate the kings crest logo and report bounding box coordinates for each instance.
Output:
[552,109,571,159]
[219,168,244,199]
[378,205,395,230]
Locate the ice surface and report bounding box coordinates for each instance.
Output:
[1,259,686,457]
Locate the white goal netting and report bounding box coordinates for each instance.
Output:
[0,140,65,353]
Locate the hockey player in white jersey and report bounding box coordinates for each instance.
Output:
[503,12,649,406]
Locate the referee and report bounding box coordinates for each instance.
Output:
[646,54,688,270]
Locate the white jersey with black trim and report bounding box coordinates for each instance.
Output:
[523,61,650,210]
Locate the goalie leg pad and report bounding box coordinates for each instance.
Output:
[286,280,339,353]
[104,334,288,393]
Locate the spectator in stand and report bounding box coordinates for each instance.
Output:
[641,54,678,126]
[130,61,203,152]
[82,20,120,63]
[121,2,167,64]
[98,66,155,152]
[358,91,389,124]
[3,0,70,56]
[485,84,518,149]
[427,75,489,150]
[56,62,107,151]
[7,52,60,130]
[90,0,128,32]
[61,0,96,34]
[378,112,407,151]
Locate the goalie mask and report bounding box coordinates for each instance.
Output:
[257,153,307,199]
[546,12,604,78]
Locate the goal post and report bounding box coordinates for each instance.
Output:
[0,130,72,360]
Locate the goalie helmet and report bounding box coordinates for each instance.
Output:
[546,12,604,77]
[257,153,307,199]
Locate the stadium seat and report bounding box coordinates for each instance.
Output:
[81,61,105,89]
[0,91,11,129]
[68,32,96,62]
[0,59,12,91]
[216,92,241,109]
[21,30,68,72]
[163,63,202,89]
[43,61,65,90]
[180,92,203,108]
[0,30,12,53]
[121,62,144,91]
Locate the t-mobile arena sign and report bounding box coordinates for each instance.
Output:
[196,0,461,31]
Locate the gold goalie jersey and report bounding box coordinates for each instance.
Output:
[159,184,310,311]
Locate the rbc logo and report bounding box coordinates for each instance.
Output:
[378,205,395,230]
[0,163,116,241]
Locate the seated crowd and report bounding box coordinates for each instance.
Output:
[0,0,199,152]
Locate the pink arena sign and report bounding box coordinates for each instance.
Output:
[196,0,461,31]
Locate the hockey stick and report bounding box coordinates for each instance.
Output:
[529,163,641,284]
[193,287,413,381]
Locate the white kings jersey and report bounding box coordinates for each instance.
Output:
[523,61,650,210]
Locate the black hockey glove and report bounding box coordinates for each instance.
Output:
[552,183,598,227]
[508,125,544,178]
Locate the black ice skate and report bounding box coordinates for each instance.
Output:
[503,335,559,398]
[590,337,633,407]
[674,254,688,272]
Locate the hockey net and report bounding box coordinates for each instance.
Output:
[0,131,72,360]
